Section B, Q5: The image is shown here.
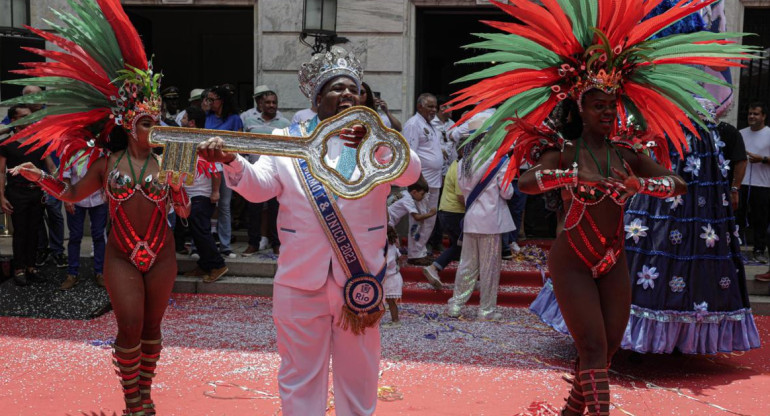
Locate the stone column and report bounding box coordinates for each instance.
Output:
[722,0,747,127]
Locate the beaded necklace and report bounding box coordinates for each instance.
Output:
[581,137,610,177]
[125,150,150,187]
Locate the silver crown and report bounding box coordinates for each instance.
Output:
[298,46,364,102]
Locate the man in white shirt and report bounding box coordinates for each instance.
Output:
[241,85,284,127]
[402,93,442,265]
[196,47,420,416]
[448,137,514,320]
[241,90,291,256]
[738,102,770,263]
[431,98,457,177]
[59,150,108,290]
[291,103,317,124]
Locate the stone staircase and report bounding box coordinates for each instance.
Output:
[172,232,770,316]
[396,239,552,307]
[174,251,277,297]
[743,251,770,316]
[12,228,767,315]
[171,236,553,307]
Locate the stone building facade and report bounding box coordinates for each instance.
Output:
[3,0,764,126]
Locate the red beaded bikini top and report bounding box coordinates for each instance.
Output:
[106,152,168,204]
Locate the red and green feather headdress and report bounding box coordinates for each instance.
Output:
[448,0,759,182]
[0,0,161,175]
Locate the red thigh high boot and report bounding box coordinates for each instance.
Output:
[562,359,585,415]
[112,343,144,416]
[579,368,610,416]
[139,338,162,415]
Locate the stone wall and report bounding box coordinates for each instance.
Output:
[257,0,409,119]
[30,0,71,28]
[724,0,747,127]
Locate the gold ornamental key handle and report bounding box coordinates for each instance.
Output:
[148,106,410,199]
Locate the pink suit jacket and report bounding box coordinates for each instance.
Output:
[222,145,421,291]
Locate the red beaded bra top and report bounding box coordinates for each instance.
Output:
[106,151,169,273]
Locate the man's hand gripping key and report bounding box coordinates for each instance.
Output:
[149,106,410,199]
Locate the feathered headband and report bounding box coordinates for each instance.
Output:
[448,0,758,183]
[0,0,160,174]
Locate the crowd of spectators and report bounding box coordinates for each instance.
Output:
[2,84,769,306]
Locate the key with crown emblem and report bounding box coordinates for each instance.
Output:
[149,106,410,199]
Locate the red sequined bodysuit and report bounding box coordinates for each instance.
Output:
[106,152,169,273]
[561,140,627,278]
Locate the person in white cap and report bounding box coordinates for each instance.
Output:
[175,88,205,127]
[241,85,284,126]
[197,46,421,416]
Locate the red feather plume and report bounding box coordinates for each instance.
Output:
[447,68,561,128]
[625,0,720,46]
[20,26,117,97]
[490,0,581,56]
[10,109,113,156]
[95,0,148,70]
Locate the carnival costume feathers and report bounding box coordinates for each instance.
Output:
[0,0,161,177]
[448,0,758,183]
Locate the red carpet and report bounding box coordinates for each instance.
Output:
[1,292,769,415]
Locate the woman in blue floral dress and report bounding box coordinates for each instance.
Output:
[621,0,761,355]
[622,115,761,354]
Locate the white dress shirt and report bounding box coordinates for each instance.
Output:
[458,156,515,234]
[222,126,421,290]
[403,113,443,188]
[63,164,106,208]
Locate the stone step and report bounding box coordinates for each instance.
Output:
[749,295,770,316]
[745,264,769,296]
[175,251,277,277]
[173,275,274,296]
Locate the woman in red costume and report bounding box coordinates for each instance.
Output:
[1,1,190,415]
[445,1,757,414]
[518,90,687,416]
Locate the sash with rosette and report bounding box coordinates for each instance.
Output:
[458,155,508,244]
[290,123,386,334]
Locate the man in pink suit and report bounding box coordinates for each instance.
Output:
[197,47,421,415]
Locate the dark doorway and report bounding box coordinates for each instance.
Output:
[415,7,506,118]
[739,8,770,129]
[0,32,44,101]
[125,6,254,112]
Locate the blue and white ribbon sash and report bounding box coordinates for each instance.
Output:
[294,157,385,333]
